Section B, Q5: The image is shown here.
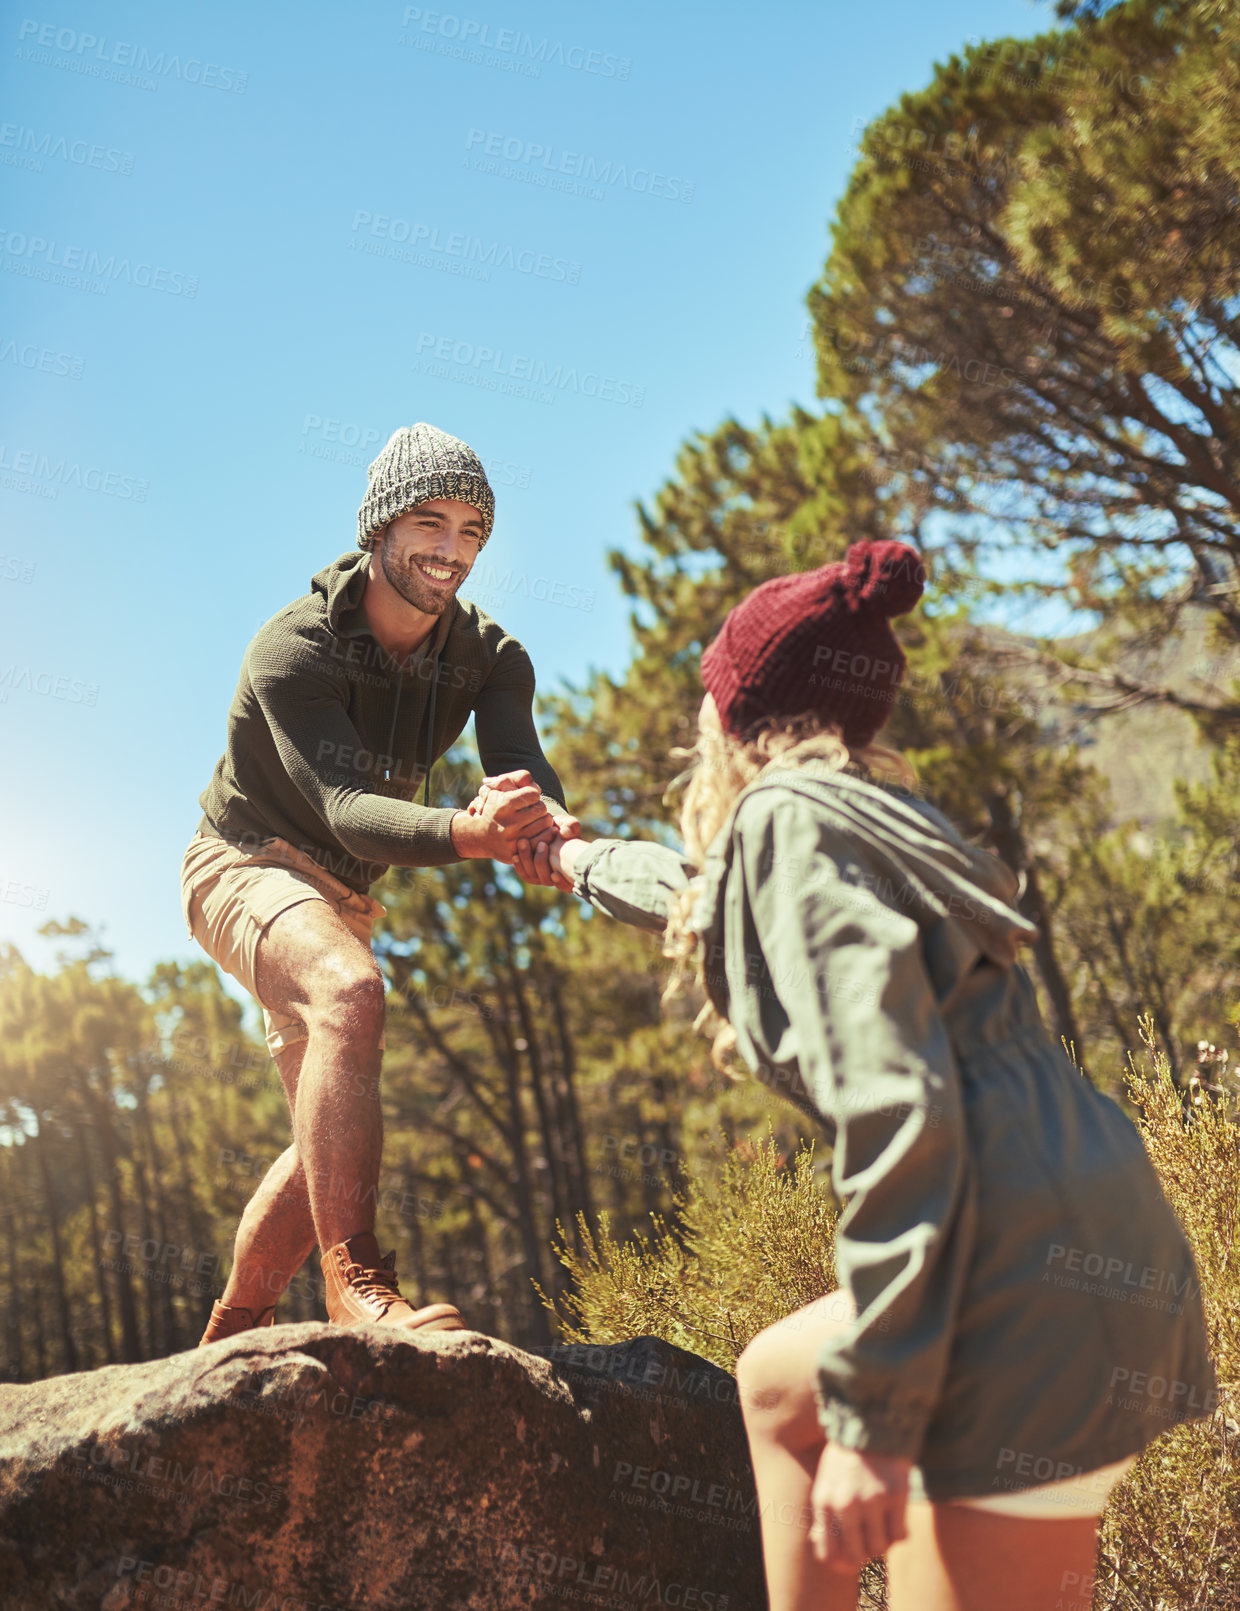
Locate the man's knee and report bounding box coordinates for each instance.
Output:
[304,963,385,1037]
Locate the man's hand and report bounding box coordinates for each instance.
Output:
[467,771,581,885]
[808,1444,911,1573]
[451,771,558,863]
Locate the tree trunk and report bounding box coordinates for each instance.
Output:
[128,1141,163,1356]
[649,1073,685,1201]
[136,1088,178,1353]
[80,1077,142,1362]
[26,1148,48,1381]
[161,1076,217,1336]
[398,1156,430,1309]
[74,1121,116,1364]
[493,982,551,1347]
[547,973,594,1232]
[506,964,568,1227]
[2,1150,26,1383]
[464,1187,501,1336]
[31,1122,78,1374]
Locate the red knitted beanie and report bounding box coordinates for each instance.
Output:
[700,540,925,746]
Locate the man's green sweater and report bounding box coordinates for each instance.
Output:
[197,551,566,892]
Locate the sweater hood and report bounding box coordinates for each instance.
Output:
[693,763,1039,1012]
[309,550,458,649]
[310,551,372,632]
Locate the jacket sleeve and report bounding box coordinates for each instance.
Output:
[570,839,698,934]
[247,641,462,867]
[473,640,567,817]
[735,791,973,1460]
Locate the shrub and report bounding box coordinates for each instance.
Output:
[543,1128,836,1369]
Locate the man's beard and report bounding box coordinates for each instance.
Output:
[379,541,463,615]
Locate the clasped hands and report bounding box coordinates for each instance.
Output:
[451,769,582,889]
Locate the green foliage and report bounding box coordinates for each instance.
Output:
[807,0,1240,727]
[543,1131,837,1371]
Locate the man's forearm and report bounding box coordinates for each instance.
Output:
[325,791,462,868]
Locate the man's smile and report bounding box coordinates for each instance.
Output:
[414,559,458,584]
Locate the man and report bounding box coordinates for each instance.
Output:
[181,422,576,1345]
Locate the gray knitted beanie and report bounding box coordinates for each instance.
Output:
[357,423,495,550]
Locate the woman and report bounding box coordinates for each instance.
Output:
[496,541,1214,1611]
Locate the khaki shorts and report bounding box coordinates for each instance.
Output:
[179,830,386,1057]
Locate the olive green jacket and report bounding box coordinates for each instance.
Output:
[570,765,1214,1498]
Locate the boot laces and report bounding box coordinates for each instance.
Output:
[342,1257,401,1313]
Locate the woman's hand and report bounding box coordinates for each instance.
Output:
[809,1444,911,1572]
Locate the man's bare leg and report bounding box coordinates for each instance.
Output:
[218,1042,317,1314]
[250,899,386,1253]
[209,896,461,1335]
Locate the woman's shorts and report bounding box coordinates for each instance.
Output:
[908,1455,1136,1518]
[179,830,386,1057]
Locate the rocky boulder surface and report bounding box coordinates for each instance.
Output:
[0,1324,764,1610]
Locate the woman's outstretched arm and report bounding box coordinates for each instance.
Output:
[551,835,697,933]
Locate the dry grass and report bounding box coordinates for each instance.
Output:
[1091,1019,1240,1610]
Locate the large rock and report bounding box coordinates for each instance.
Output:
[0,1325,764,1611]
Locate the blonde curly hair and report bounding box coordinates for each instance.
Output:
[663,707,917,1073]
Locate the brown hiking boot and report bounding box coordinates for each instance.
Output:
[198,1300,276,1347]
[321,1232,465,1333]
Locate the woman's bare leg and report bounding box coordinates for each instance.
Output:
[887,1503,1100,1611]
[737,1291,861,1611]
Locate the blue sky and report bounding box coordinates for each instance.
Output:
[1,0,1049,984]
